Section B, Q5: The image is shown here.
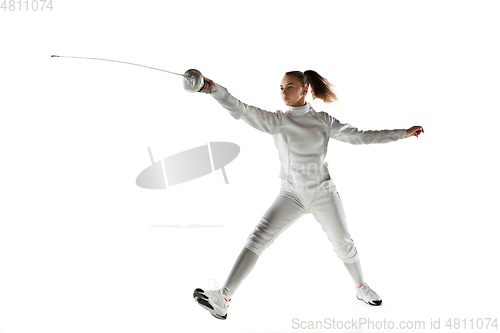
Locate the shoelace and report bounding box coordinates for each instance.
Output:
[207,278,223,293]
[361,283,380,298]
[207,278,232,306]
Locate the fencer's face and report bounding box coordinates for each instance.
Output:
[280,75,308,107]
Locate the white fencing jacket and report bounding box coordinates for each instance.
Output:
[209,83,406,189]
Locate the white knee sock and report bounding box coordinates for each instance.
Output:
[223,247,259,299]
[343,259,365,288]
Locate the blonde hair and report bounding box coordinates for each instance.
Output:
[285,70,338,103]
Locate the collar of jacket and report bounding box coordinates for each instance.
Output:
[288,102,311,115]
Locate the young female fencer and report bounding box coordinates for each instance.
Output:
[192,71,424,320]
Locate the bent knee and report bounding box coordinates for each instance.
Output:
[244,219,277,256]
[334,243,358,263]
[245,232,277,257]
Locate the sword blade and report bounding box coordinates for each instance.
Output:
[51,55,187,77]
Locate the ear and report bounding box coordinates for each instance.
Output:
[303,85,309,95]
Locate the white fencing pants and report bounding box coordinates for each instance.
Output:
[246,179,359,263]
[223,179,364,298]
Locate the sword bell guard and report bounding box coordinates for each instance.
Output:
[183,69,204,93]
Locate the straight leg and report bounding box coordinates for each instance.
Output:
[309,180,365,287]
[222,183,308,298]
[309,180,359,264]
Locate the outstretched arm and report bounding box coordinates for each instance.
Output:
[322,112,408,144]
[198,77,280,135]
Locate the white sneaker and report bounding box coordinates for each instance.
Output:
[356,282,382,306]
[193,279,232,320]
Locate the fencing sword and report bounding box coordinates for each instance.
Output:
[51,55,205,92]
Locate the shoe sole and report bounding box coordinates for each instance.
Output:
[356,295,382,306]
[193,288,228,320]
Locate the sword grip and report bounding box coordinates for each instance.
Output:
[198,77,214,94]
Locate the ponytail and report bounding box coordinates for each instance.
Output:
[285,70,338,104]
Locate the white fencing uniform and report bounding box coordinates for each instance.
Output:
[208,82,406,296]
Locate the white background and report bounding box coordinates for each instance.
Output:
[1,1,499,332]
